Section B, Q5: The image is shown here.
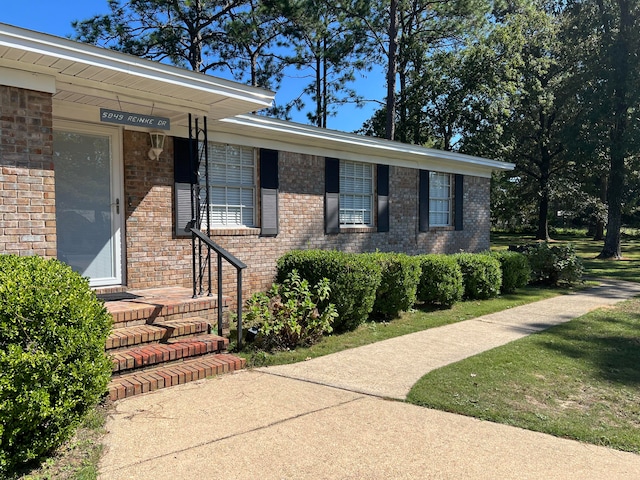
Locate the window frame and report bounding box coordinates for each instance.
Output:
[202,141,257,228]
[339,159,375,227]
[429,171,454,227]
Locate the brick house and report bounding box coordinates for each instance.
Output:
[1,23,514,304]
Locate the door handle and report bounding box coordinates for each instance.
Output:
[111,198,120,214]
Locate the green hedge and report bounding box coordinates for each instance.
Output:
[0,255,112,475]
[490,251,531,293]
[369,253,422,319]
[276,250,382,332]
[520,242,584,286]
[454,253,502,300]
[416,254,464,307]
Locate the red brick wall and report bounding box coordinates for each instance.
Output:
[123,137,491,305]
[0,86,56,257]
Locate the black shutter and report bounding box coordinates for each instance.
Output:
[325,157,340,234]
[454,174,464,231]
[174,137,196,236]
[260,148,279,236]
[377,164,389,232]
[419,170,430,232]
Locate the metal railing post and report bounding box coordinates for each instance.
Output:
[217,254,223,336]
[237,269,243,349]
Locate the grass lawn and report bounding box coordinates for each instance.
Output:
[407,297,640,452]
[491,230,640,282]
[406,230,640,452]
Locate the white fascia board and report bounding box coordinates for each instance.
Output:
[0,66,55,93]
[216,115,515,177]
[0,23,275,108]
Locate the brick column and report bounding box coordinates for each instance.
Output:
[0,86,56,257]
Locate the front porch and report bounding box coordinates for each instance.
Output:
[99,286,245,401]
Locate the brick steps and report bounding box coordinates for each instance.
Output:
[108,354,245,401]
[106,318,211,352]
[110,334,228,373]
[101,287,243,401]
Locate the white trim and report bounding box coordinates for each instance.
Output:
[53,120,124,287]
[0,23,274,107]
[213,115,515,178]
[0,66,55,93]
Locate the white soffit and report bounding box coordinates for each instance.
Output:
[214,115,515,177]
[0,23,275,124]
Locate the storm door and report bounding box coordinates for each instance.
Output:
[53,125,123,286]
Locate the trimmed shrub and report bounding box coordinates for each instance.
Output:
[0,255,112,475]
[370,252,422,319]
[520,242,584,286]
[416,254,464,307]
[454,253,502,300]
[276,250,382,332]
[245,270,337,351]
[490,251,531,293]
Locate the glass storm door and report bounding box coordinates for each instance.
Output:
[54,128,123,286]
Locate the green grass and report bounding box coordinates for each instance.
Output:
[238,286,564,367]
[407,297,640,452]
[491,230,640,282]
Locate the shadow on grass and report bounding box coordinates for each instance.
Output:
[536,314,640,386]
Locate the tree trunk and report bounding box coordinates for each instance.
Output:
[385,0,398,140]
[315,41,322,128]
[598,0,631,259]
[536,192,549,241]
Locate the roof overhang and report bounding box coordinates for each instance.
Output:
[212,115,515,178]
[0,23,275,129]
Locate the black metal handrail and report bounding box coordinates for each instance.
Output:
[190,226,247,349]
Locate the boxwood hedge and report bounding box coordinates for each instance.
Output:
[454,253,502,300]
[369,252,421,319]
[416,254,464,307]
[0,255,112,475]
[276,250,382,332]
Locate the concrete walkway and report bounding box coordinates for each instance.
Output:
[99,279,640,479]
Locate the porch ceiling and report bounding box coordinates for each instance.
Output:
[0,23,275,126]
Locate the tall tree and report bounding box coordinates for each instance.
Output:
[222,0,292,89]
[565,0,640,258]
[283,0,370,127]
[73,0,245,73]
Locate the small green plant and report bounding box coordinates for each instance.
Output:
[277,250,382,332]
[521,242,584,286]
[454,253,502,300]
[490,251,531,293]
[0,255,112,476]
[370,252,422,319]
[245,270,338,351]
[416,254,464,307]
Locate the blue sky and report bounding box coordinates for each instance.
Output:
[1,1,382,133]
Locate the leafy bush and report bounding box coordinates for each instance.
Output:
[277,250,382,332]
[245,270,337,351]
[0,255,112,475]
[490,251,531,293]
[454,253,502,300]
[370,253,422,319]
[416,254,464,307]
[519,242,584,286]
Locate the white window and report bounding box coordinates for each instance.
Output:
[340,160,373,226]
[202,142,256,227]
[429,172,453,226]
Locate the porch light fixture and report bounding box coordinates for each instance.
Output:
[148,131,166,160]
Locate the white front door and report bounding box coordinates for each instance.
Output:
[53,124,123,286]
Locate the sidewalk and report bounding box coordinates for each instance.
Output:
[99,279,640,479]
